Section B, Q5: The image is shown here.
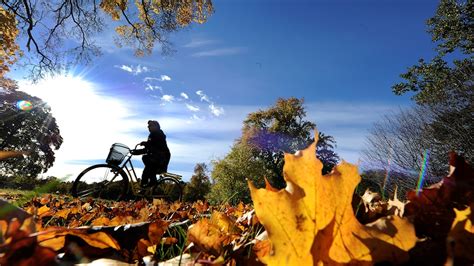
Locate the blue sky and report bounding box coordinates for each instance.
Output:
[10,0,440,180]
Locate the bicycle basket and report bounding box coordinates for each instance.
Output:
[106,143,130,166]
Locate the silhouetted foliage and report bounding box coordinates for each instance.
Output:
[183,163,211,202]
[0,78,63,178]
[0,0,214,79]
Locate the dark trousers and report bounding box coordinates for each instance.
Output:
[141,152,171,186]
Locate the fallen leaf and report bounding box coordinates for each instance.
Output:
[249,135,417,265]
[187,218,233,256]
[91,216,111,226]
[54,209,71,220]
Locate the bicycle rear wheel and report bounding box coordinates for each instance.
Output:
[71,164,129,201]
[151,177,183,202]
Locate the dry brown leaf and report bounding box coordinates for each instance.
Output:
[249,136,417,265]
[148,220,169,245]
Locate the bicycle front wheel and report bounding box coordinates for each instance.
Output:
[71,164,129,201]
[151,177,183,202]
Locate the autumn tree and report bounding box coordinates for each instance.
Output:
[0,77,63,177]
[362,0,472,181]
[183,163,211,202]
[0,0,214,80]
[209,98,339,203]
[207,143,269,205]
[390,0,472,164]
[241,97,339,188]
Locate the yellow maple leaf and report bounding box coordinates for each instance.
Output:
[249,134,417,265]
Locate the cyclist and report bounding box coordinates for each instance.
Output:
[132,120,171,188]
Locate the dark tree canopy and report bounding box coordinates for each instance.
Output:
[0,0,214,80]
[183,163,211,202]
[0,78,63,177]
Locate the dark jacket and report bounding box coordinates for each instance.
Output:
[135,130,170,156]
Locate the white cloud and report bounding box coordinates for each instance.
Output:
[192,47,244,57]
[144,75,171,82]
[209,104,224,117]
[180,92,189,99]
[183,38,217,48]
[115,64,149,75]
[145,84,162,91]
[119,65,133,73]
[161,95,175,102]
[196,90,210,103]
[194,90,225,116]
[185,103,200,112]
[160,75,171,81]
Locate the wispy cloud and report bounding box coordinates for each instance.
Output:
[195,90,224,117]
[196,90,211,103]
[144,77,161,82]
[145,84,162,91]
[180,92,189,99]
[186,103,200,112]
[209,103,224,117]
[183,38,217,48]
[161,95,175,102]
[115,64,149,75]
[192,47,244,57]
[143,75,171,82]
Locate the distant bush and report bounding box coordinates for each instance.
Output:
[183,163,211,202]
[0,175,72,194]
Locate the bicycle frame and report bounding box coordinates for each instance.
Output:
[118,153,141,194]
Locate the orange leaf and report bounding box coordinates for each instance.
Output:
[37,230,66,251]
[187,219,232,256]
[91,216,111,226]
[253,239,272,260]
[54,209,71,220]
[37,205,50,217]
[69,231,120,250]
[248,135,417,265]
[148,220,169,245]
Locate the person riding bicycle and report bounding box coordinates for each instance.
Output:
[132,120,171,188]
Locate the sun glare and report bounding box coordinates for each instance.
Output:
[18,74,141,179]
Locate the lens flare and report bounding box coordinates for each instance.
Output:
[416,149,430,196]
[16,100,33,111]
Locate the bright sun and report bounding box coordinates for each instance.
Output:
[18,74,140,179]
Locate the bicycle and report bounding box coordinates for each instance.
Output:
[71,143,184,202]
